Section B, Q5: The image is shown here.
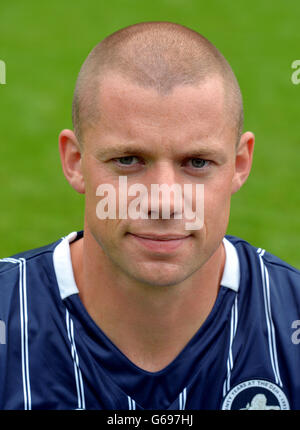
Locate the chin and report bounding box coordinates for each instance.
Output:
[130,263,192,288]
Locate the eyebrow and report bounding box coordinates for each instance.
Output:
[95,142,226,160]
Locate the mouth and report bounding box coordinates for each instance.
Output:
[128,233,191,252]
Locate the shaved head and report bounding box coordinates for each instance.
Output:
[72,21,243,146]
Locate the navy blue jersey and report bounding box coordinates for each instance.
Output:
[0,231,300,410]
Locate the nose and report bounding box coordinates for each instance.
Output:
[141,162,183,220]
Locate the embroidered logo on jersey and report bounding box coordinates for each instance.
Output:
[221,379,290,410]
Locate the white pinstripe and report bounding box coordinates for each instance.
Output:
[223,294,238,396]
[257,249,282,387]
[128,396,136,410]
[179,387,187,410]
[66,309,86,409]
[0,257,32,409]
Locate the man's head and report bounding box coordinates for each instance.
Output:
[59,22,254,288]
[72,21,244,147]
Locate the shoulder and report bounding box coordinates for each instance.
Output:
[0,231,82,298]
[226,234,300,297]
[0,238,63,275]
[0,233,79,327]
[226,234,300,272]
[0,237,65,310]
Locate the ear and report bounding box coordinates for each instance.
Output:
[58,129,85,194]
[231,131,255,195]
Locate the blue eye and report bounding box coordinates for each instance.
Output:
[190,158,208,168]
[116,156,139,165]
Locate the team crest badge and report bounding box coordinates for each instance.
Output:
[221,379,290,410]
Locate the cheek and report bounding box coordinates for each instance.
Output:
[204,177,233,223]
[87,215,128,258]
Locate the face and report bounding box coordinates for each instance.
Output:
[73,74,252,287]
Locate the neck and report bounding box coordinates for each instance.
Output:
[70,229,225,372]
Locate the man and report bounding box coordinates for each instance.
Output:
[0,21,299,410]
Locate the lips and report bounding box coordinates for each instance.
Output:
[131,233,189,240]
[128,232,191,252]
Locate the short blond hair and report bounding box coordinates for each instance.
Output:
[72,21,243,146]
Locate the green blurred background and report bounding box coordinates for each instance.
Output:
[0,0,299,266]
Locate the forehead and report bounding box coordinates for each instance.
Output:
[85,74,233,152]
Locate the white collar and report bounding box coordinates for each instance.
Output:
[53,232,240,300]
[220,237,240,292]
[53,232,79,300]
